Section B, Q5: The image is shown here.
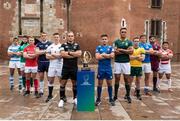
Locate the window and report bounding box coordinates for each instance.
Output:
[151,0,162,8]
[161,21,167,42]
[150,19,162,38]
[121,18,127,28]
[144,20,150,42]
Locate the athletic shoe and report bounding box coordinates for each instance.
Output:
[45,95,53,103]
[109,99,115,106]
[36,92,43,98]
[23,90,30,96]
[153,88,160,93]
[73,98,77,105]
[113,96,118,101]
[137,94,142,100]
[127,96,132,103]
[63,96,67,102]
[144,89,152,96]
[10,85,14,91]
[34,91,38,96]
[95,99,101,106]
[58,99,64,108]
[30,87,34,93]
[145,91,152,96]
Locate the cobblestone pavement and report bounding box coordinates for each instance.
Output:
[0,61,180,120]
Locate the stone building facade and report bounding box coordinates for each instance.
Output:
[0,0,180,61]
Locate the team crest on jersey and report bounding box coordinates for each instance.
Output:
[73,46,77,49]
[125,42,128,46]
[45,44,48,47]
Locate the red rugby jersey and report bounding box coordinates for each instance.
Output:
[23,45,37,67]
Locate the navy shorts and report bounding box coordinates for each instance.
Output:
[97,69,113,80]
[38,61,49,72]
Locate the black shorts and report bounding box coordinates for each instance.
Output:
[38,61,49,72]
[61,68,77,81]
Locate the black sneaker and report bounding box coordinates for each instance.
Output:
[36,92,43,98]
[34,91,38,96]
[23,90,30,96]
[137,94,142,100]
[113,96,118,101]
[45,95,53,103]
[153,88,160,93]
[127,96,131,103]
[109,99,115,106]
[63,96,67,103]
[10,85,14,91]
[95,99,101,106]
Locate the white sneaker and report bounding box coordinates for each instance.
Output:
[58,100,64,108]
[30,87,34,93]
[73,98,77,105]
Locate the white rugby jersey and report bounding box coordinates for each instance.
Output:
[46,43,63,68]
[7,44,20,61]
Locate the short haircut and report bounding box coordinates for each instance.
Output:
[13,37,18,41]
[41,32,47,35]
[140,34,146,38]
[29,36,34,40]
[68,31,74,35]
[133,36,139,41]
[23,35,28,38]
[149,35,156,39]
[162,41,169,45]
[53,33,60,36]
[120,27,127,32]
[100,34,108,38]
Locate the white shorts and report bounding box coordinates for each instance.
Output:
[48,67,62,77]
[159,63,171,74]
[25,66,38,73]
[114,62,130,75]
[9,61,21,68]
[142,63,152,73]
[20,62,25,71]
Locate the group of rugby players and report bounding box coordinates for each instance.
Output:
[7,27,173,108]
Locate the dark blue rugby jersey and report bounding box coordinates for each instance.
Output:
[36,40,52,62]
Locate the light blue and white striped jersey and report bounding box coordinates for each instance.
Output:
[8,44,20,61]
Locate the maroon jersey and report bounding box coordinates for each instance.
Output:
[150,42,161,71]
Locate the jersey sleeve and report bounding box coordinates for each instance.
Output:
[149,44,153,49]
[141,48,145,54]
[59,44,65,52]
[23,46,28,53]
[111,46,114,52]
[128,40,133,47]
[46,45,51,53]
[112,40,117,49]
[76,44,80,50]
[7,46,12,52]
[95,46,100,53]
[168,49,173,56]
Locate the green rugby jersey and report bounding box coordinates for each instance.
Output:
[113,38,133,63]
[18,43,29,63]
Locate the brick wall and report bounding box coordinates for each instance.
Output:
[0,0,180,61]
